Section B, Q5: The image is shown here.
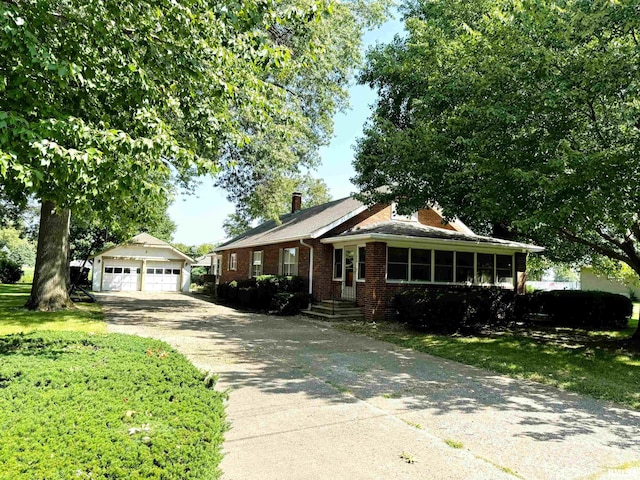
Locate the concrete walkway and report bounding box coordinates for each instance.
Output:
[98,292,640,480]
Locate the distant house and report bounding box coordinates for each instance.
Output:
[193,253,221,275]
[580,266,640,299]
[214,193,543,321]
[91,233,193,292]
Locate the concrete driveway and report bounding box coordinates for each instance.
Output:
[97,292,640,480]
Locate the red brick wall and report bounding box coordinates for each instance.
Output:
[418,209,456,230]
[218,240,311,286]
[364,242,387,321]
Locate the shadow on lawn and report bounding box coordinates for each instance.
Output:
[97,292,640,453]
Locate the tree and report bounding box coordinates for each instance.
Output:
[1,0,386,310]
[222,174,332,237]
[0,227,36,267]
[353,0,640,344]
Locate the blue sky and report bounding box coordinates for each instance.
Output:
[168,15,404,245]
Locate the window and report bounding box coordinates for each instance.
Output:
[410,248,431,281]
[172,269,180,275]
[496,255,513,284]
[456,252,474,284]
[215,257,222,275]
[105,267,113,273]
[114,267,123,274]
[123,268,131,274]
[155,268,163,274]
[228,253,237,271]
[391,201,419,222]
[357,246,366,280]
[434,250,453,282]
[387,247,409,280]
[136,268,141,274]
[333,248,343,279]
[164,269,172,275]
[477,253,495,284]
[282,248,298,276]
[147,268,154,274]
[251,251,263,277]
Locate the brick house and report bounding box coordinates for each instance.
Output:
[215,193,543,321]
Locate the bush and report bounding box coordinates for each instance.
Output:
[190,266,207,286]
[0,255,23,284]
[523,290,632,329]
[217,276,307,315]
[0,331,227,479]
[392,287,516,333]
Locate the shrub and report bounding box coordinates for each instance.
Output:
[0,255,23,284]
[190,266,207,286]
[392,287,516,333]
[217,276,307,314]
[524,290,632,329]
[0,331,227,479]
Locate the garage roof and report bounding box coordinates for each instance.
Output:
[91,233,195,262]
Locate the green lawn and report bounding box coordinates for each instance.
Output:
[17,266,34,284]
[0,331,227,479]
[336,314,640,410]
[0,284,105,335]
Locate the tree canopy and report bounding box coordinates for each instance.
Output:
[353,0,640,340]
[0,0,388,308]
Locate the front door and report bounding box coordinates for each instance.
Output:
[342,246,356,301]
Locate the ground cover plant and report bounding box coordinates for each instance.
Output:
[0,331,227,479]
[0,284,105,335]
[336,314,640,410]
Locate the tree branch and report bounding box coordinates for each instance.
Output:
[558,227,630,264]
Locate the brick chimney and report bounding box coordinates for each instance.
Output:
[291,192,302,213]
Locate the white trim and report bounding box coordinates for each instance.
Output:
[356,244,366,282]
[321,232,544,253]
[93,242,194,262]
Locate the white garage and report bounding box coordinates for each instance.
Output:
[91,233,193,293]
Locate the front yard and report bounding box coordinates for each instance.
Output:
[0,286,227,479]
[337,313,640,410]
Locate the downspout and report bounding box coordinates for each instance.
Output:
[299,239,313,310]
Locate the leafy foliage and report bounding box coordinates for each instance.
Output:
[354,0,640,269]
[0,227,36,266]
[217,275,308,314]
[0,331,227,479]
[0,253,22,284]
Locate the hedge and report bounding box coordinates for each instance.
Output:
[391,287,632,332]
[524,290,631,329]
[0,255,22,284]
[392,287,515,333]
[0,331,227,479]
[217,275,308,315]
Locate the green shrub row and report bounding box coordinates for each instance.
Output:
[0,331,227,479]
[392,287,516,333]
[524,290,632,329]
[392,287,632,332]
[216,275,309,315]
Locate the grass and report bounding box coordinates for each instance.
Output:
[0,284,105,335]
[0,331,227,479]
[336,315,640,410]
[445,439,464,449]
[17,266,34,284]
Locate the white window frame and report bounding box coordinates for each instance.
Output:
[356,245,366,282]
[228,252,237,271]
[251,250,263,278]
[333,247,344,280]
[384,246,515,289]
[282,247,298,276]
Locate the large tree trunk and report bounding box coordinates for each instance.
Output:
[26,200,74,311]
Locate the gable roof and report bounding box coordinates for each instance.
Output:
[321,220,544,253]
[215,196,368,251]
[91,233,195,262]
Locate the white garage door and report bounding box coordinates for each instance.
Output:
[144,261,182,292]
[103,260,142,291]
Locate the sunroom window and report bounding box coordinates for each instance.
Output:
[456,252,474,283]
[410,248,431,281]
[496,255,513,284]
[476,253,495,284]
[434,250,454,282]
[387,247,409,280]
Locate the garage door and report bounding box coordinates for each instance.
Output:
[144,261,182,292]
[103,261,142,291]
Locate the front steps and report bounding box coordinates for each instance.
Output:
[301,300,365,322]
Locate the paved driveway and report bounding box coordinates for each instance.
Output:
[98,292,640,480]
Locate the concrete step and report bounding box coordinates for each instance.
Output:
[301,309,364,322]
[319,300,358,309]
[310,305,363,315]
